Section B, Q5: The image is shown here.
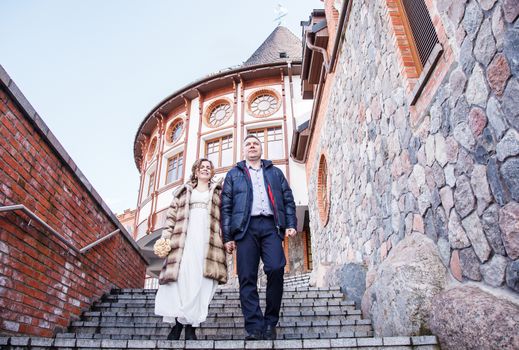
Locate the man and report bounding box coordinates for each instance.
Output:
[221,134,297,340]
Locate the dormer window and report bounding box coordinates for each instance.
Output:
[279,52,287,58]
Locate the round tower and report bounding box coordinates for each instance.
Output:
[133,26,314,279]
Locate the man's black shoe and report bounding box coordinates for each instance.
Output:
[185,325,197,340]
[263,325,277,340]
[245,330,263,340]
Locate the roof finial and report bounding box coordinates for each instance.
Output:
[274,3,288,26]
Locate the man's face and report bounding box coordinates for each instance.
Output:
[243,137,262,161]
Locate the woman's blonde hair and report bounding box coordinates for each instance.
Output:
[190,158,215,184]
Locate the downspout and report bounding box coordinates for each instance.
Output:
[305,31,330,73]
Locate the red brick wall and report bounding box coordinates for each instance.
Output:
[0,84,147,336]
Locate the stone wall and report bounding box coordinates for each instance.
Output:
[307,0,519,347]
[0,67,147,336]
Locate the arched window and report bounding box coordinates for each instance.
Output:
[166,119,184,144]
[247,90,281,118]
[147,137,157,159]
[317,154,330,225]
[205,100,232,128]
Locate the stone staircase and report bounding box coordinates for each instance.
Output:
[0,284,439,349]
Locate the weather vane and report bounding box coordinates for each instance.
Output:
[274,4,288,26]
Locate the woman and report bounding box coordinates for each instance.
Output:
[154,158,227,340]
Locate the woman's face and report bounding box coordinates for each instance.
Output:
[196,161,213,182]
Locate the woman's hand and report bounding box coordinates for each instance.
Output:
[285,228,297,237]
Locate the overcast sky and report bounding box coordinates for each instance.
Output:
[1,0,321,214]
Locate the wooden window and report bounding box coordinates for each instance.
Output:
[392,0,440,76]
[401,0,439,71]
[147,172,155,197]
[147,137,157,159]
[206,100,232,128]
[247,89,281,118]
[206,135,233,168]
[248,126,284,160]
[166,119,184,144]
[165,153,183,184]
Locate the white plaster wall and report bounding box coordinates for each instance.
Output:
[289,161,308,207]
[290,76,313,127]
[138,200,152,226]
[185,97,201,173]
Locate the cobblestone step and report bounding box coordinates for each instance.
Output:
[0,335,440,349]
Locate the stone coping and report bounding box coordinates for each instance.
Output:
[0,335,439,349]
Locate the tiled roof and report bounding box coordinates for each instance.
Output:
[243,26,302,66]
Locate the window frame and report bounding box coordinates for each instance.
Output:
[247,126,285,160]
[387,0,444,106]
[165,152,184,185]
[147,171,155,197]
[166,118,185,144]
[205,134,234,169]
[317,154,330,226]
[204,98,233,128]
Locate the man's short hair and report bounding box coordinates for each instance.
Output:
[243,134,261,143]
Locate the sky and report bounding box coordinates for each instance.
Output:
[0,0,321,214]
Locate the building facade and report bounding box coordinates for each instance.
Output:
[132,27,314,278]
[299,0,518,349]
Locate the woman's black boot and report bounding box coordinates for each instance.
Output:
[185,325,197,340]
[167,319,183,340]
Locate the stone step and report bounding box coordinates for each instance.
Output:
[55,330,374,341]
[68,323,373,336]
[102,292,346,302]
[0,335,440,349]
[92,305,360,316]
[110,285,337,295]
[94,299,354,308]
[80,313,367,324]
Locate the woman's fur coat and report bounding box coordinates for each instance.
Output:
[158,178,227,285]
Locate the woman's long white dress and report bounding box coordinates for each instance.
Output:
[155,188,218,326]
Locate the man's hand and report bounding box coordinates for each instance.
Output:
[224,241,236,254]
[285,228,297,237]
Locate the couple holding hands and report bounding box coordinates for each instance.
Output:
[153,134,297,341]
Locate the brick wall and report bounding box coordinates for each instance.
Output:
[0,69,147,336]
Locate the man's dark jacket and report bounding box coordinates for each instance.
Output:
[221,160,297,243]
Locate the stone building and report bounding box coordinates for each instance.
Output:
[297,0,519,349]
[132,26,314,279]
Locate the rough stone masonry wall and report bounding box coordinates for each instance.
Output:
[0,77,147,336]
[307,0,518,347]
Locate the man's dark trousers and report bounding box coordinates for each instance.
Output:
[236,215,286,334]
